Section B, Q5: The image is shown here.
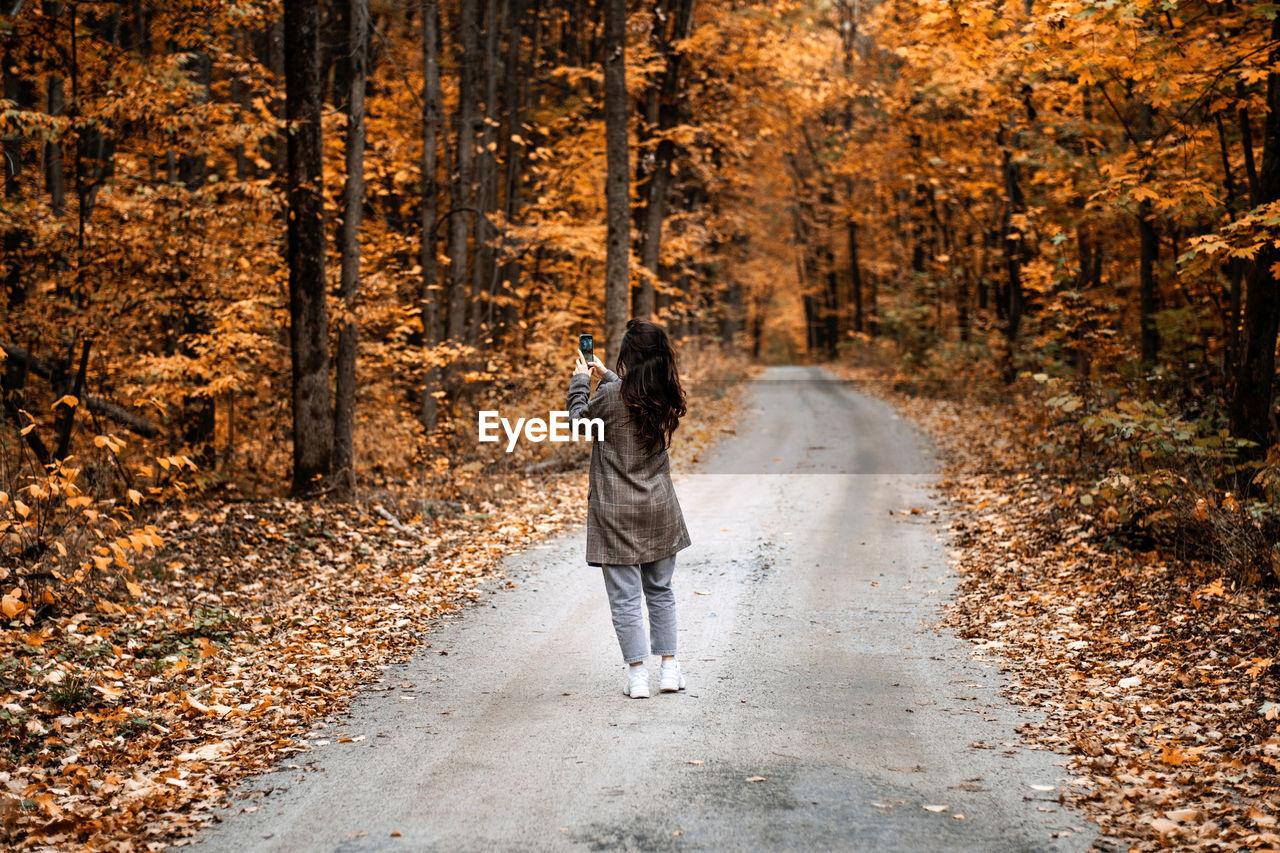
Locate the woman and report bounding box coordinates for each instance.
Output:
[567,319,691,699]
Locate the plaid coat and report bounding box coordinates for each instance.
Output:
[567,369,691,567]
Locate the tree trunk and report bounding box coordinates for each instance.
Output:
[39,6,66,304]
[2,39,32,308]
[910,180,929,274]
[268,13,288,182]
[1241,101,1260,206]
[496,0,528,342]
[849,219,863,333]
[957,236,972,344]
[1136,101,1159,365]
[53,342,90,462]
[1001,144,1025,345]
[1227,258,1244,371]
[230,26,249,180]
[634,0,695,321]
[325,0,351,106]
[838,1,860,335]
[469,0,504,342]
[719,279,743,345]
[420,0,444,430]
[602,0,630,358]
[867,270,877,336]
[635,161,668,321]
[2,355,52,468]
[1138,198,1160,364]
[1216,110,1243,382]
[177,50,211,189]
[1230,15,1280,451]
[333,0,368,498]
[2,47,27,200]
[824,262,840,358]
[44,17,66,216]
[284,0,334,494]
[447,0,480,355]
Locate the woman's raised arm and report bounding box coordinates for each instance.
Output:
[568,353,615,420]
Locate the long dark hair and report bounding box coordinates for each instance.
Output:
[616,318,687,455]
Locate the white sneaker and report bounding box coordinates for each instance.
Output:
[625,666,650,698]
[660,660,685,693]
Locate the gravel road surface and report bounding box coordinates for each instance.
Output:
[192,366,1095,852]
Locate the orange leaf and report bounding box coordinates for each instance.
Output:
[1,593,25,619]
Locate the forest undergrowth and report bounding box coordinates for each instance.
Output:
[836,352,1280,852]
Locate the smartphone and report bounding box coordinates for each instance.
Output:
[578,333,594,368]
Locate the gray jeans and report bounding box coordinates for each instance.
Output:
[601,555,678,664]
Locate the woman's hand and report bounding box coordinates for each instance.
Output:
[574,351,606,378]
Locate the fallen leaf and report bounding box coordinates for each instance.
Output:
[1,592,24,618]
[183,693,210,713]
[92,684,124,701]
[178,742,231,761]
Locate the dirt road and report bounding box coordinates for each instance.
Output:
[192,366,1094,852]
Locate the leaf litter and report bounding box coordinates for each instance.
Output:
[841,366,1280,852]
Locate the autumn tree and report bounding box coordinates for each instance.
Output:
[790,0,1280,459]
[332,0,369,497]
[1230,13,1280,452]
[284,0,333,493]
[420,0,444,431]
[634,0,697,321]
[603,0,630,355]
[446,0,479,370]
[0,0,988,502]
